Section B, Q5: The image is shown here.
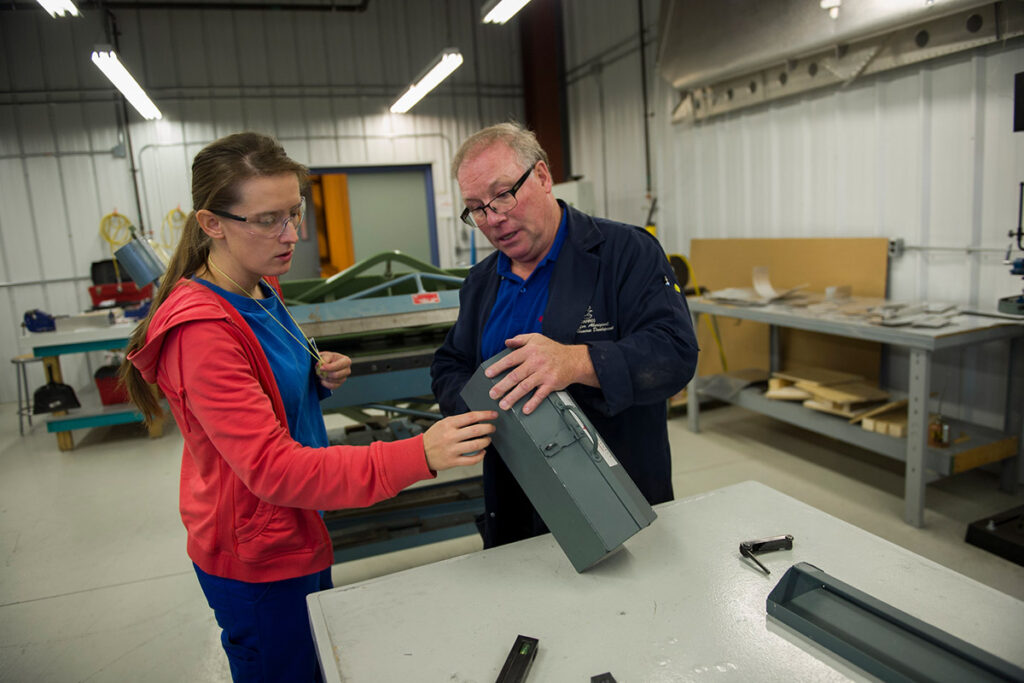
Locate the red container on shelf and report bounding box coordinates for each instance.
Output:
[89,282,153,308]
[94,365,129,405]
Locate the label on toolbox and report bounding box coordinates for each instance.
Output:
[595,439,618,468]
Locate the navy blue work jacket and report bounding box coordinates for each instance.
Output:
[431,202,699,546]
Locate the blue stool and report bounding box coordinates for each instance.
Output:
[11,354,42,436]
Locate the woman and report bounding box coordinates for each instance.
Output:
[121,132,495,682]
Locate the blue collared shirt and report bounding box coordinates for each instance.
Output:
[480,210,568,359]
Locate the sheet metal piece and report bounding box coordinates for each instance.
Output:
[766,562,1024,682]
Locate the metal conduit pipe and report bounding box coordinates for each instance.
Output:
[0,150,114,161]
[890,238,1009,256]
[4,0,369,12]
[900,245,1009,253]
[637,0,652,195]
[2,82,519,97]
[0,276,91,290]
[0,86,521,108]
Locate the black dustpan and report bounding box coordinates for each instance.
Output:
[33,365,81,414]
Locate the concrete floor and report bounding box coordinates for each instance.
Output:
[0,401,1021,682]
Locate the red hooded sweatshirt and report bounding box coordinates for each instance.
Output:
[128,278,434,582]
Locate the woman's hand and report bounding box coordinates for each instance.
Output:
[316,351,352,390]
[422,410,498,471]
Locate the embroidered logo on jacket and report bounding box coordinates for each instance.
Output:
[576,306,615,334]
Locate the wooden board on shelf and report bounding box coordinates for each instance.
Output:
[774,367,864,387]
[952,436,1019,473]
[850,399,908,425]
[862,405,909,438]
[803,399,861,419]
[885,415,908,438]
[765,386,813,401]
[794,380,890,405]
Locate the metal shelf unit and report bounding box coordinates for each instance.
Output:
[700,384,1016,480]
[686,299,1024,527]
[18,324,163,450]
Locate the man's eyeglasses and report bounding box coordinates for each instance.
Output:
[460,165,534,227]
[210,197,306,239]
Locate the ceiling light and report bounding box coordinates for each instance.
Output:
[390,48,464,114]
[481,0,532,24]
[91,47,163,120]
[36,0,80,17]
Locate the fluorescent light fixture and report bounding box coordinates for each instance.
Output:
[91,47,163,120]
[390,48,464,114]
[36,0,79,17]
[481,0,532,24]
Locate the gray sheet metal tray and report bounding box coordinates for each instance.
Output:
[461,350,656,572]
[766,562,1024,682]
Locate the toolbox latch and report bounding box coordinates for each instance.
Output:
[540,401,597,460]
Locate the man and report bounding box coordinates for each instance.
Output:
[431,122,698,548]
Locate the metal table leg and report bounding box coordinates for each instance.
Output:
[42,356,75,451]
[769,324,780,372]
[1001,336,1023,493]
[15,357,26,436]
[904,348,931,527]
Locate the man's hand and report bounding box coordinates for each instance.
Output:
[316,351,352,390]
[483,333,599,414]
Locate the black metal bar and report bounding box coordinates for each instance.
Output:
[637,0,652,194]
[496,635,538,683]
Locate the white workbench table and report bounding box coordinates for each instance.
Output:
[307,481,1024,682]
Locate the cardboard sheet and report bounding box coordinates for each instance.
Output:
[688,238,889,381]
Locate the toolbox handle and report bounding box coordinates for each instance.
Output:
[557,402,598,458]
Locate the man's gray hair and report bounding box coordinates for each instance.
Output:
[451,122,549,178]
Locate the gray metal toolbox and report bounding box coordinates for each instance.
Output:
[460,350,657,572]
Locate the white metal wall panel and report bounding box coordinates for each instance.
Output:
[62,155,106,266]
[876,73,927,302]
[0,0,523,405]
[648,44,1023,304]
[929,60,978,305]
[602,56,650,224]
[563,0,658,226]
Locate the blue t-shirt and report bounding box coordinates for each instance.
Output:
[195,278,328,449]
[480,211,568,360]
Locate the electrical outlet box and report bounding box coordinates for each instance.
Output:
[460,349,657,572]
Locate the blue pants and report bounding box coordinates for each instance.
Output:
[194,564,333,682]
